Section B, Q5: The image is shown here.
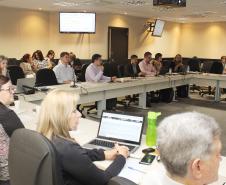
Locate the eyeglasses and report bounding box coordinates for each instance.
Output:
[0,86,16,92]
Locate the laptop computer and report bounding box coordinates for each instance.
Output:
[83,111,144,153]
[16,78,36,94]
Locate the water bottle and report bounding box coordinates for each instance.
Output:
[169,68,172,75]
[187,65,190,73]
[146,112,161,147]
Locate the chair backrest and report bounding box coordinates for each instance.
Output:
[35,69,58,87]
[7,66,25,85]
[209,61,224,74]
[9,129,64,185]
[187,58,201,72]
[103,61,118,77]
[201,61,214,73]
[7,58,21,67]
[117,64,125,78]
[108,177,137,185]
[79,63,89,82]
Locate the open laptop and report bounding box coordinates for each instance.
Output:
[83,111,144,153]
[16,78,36,94]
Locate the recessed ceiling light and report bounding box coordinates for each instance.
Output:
[38,8,42,10]
[124,12,128,15]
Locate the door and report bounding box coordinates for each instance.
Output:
[108,27,129,64]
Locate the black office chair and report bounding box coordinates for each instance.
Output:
[117,64,125,78]
[200,61,223,97]
[8,129,64,185]
[7,58,21,67]
[35,68,58,87]
[7,66,25,85]
[187,58,201,72]
[78,63,89,82]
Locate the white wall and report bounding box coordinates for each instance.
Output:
[0,6,181,59]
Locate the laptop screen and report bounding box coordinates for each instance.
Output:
[98,112,144,144]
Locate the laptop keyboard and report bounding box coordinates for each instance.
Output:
[90,139,136,151]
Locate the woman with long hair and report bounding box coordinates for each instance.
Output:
[46,50,55,69]
[20,54,35,75]
[37,89,129,185]
[32,50,50,71]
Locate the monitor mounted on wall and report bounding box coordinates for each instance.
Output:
[59,12,96,33]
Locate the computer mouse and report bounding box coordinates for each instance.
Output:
[142,148,155,154]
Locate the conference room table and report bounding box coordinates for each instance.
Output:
[12,101,226,185]
[18,73,226,116]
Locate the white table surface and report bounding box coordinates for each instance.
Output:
[11,101,226,185]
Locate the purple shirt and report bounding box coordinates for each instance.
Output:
[85,63,111,82]
[139,60,157,76]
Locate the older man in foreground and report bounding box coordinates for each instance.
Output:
[144,112,222,185]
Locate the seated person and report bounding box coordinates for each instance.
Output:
[32,50,50,71]
[138,52,157,77]
[173,54,185,73]
[0,75,24,185]
[144,112,221,185]
[221,56,226,74]
[46,50,56,69]
[37,89,129,185]
[124,55,144,77]
[0,56,9,78]
[53,52,76,84]
[85,54,116,82]
[173,54,188,98]
[20,54,35,76]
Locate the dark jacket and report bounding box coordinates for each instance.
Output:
[0,102,24,137]
[124,63,141,77]
[52,137,126,185]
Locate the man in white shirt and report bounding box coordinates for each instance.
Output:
[145,112,222,185]
[138,52,157,76]
[53,52,76,84]
[85,54,116,82]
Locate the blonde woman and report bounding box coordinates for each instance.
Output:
[37,89,129,185]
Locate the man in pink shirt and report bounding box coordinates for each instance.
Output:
[139,52,157,76]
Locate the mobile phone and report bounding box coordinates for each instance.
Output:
[139,154,155,165]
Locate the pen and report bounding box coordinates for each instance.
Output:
[128,166,145,174]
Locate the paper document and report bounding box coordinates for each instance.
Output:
[118,158,149,184]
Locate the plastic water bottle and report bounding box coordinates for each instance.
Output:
[169,68,172,74]
[187,65,190,73]
[146,112,161,147]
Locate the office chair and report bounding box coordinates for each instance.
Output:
[117,64,125,78]
[7,58,20,67]
[7,66,25,85]
[107,177,137,185]
[77,63,97,114]
[199,61,223,97]
[78,63,89,82]
[183,58,201,93]
[8,129,64,185]
[35,68,58,87]
[187,58,201,72]
[104,61,118,77]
